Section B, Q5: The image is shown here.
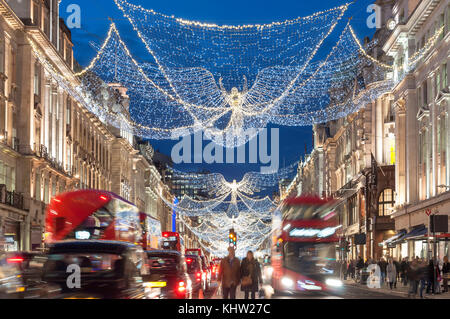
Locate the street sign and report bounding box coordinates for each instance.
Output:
[425,209,432,217]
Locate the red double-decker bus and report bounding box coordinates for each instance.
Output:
[271,196,343,295]
[45,190,142,245]
[161,232,185,253]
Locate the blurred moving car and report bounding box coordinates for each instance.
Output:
[0,252,60,299]
[185,254,205,297]
[199,255,211,291]
[143,250,192,299]
[41,240,148,299]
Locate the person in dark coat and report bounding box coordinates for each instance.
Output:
[407,257,420,298]
[219,247,241,299]
[393,258,401,288]
[240,251,263,299]
[443,256,449,293]
[400,258,409,286]
[426,259,435,294]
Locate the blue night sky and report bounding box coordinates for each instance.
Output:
[60,0,376,186]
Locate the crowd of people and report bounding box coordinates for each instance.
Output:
[218,247,263,299]
[337,255,450,298]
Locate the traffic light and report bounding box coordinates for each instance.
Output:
[229,229,237,248]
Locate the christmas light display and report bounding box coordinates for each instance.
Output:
[154,165,293,256]
[25,0,447,256]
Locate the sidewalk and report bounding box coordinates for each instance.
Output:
[211,284,266,299]
[344,279,450,299]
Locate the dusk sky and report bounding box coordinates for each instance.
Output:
[59,0,376,187]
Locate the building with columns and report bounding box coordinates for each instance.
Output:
[0,0,177,251]
[281,0,398,261]
[385,0,450,261]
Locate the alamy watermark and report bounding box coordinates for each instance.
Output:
[171,128,280,173]
[66,264,81,289]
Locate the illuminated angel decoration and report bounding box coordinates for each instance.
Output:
[73,0,399,147]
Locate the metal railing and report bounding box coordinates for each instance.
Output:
[0,184,24,210]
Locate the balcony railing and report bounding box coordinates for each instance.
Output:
[34,144,72,177]
[0,184,24,210]
[0,130,19,152]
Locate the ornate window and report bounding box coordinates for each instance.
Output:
[378,188,395,216]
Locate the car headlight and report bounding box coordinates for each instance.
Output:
[281,277,294,288]
[325,278,343,288]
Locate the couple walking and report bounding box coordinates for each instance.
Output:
[218,246,263,299]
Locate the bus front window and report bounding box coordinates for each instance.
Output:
[283,242,337,275]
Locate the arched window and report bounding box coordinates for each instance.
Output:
[378,188,395,216]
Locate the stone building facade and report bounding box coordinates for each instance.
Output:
[0,0,177,251]
[385,0,450,262]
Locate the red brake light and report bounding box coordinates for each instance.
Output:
[177,281,186,293]
[99,195,108,201]
[7,257,24,263]
[53,198,61,203]
[186,258,192,263]
[163,233,168,237]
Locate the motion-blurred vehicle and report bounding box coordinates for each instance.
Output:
[199,255,211,291]
[271,196,344,296]
[209,261,219,281]
[161,232,185,253]
[211,258,221,281]
[0,252,60,299]
[143,250,192,299]
[42,240,148,299]
[45,190,143,245]
[185,254,205,297]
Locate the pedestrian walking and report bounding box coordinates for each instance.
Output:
[240,250,263,299]
[400,258,408,286]
[393,258,400,288]
[442,256,449,293]
[426,259,435,294]
[340,260,347,280]
[418,259,427,299]
[434,259,442,295]
[347,260,355,279]
[386,258,397,290]
[378,258,387,286]
[219,247,241,299]
[407,257,419,298]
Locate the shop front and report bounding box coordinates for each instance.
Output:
[379,229,407,259]
[0,209,26,251]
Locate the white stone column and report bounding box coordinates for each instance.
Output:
[430,71,437,198]
[446,99,450,188]
[43,77,51,150]
[395,98,406,206]
[51,85,57,159]
[376,98,383,163]
[405,88,419,205]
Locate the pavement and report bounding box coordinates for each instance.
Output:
[206,279,450,299]
[343,278,450,299]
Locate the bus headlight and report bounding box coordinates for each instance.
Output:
[281,277,294,288]
[325,278,343,288]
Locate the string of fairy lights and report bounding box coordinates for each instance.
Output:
[153,165,291,257]
[26,0,447,256]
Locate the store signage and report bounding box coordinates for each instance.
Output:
[425,209,432,217]
[289,227,337,238]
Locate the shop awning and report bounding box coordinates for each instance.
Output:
[379,230,407,247]
[403,225,428,240]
